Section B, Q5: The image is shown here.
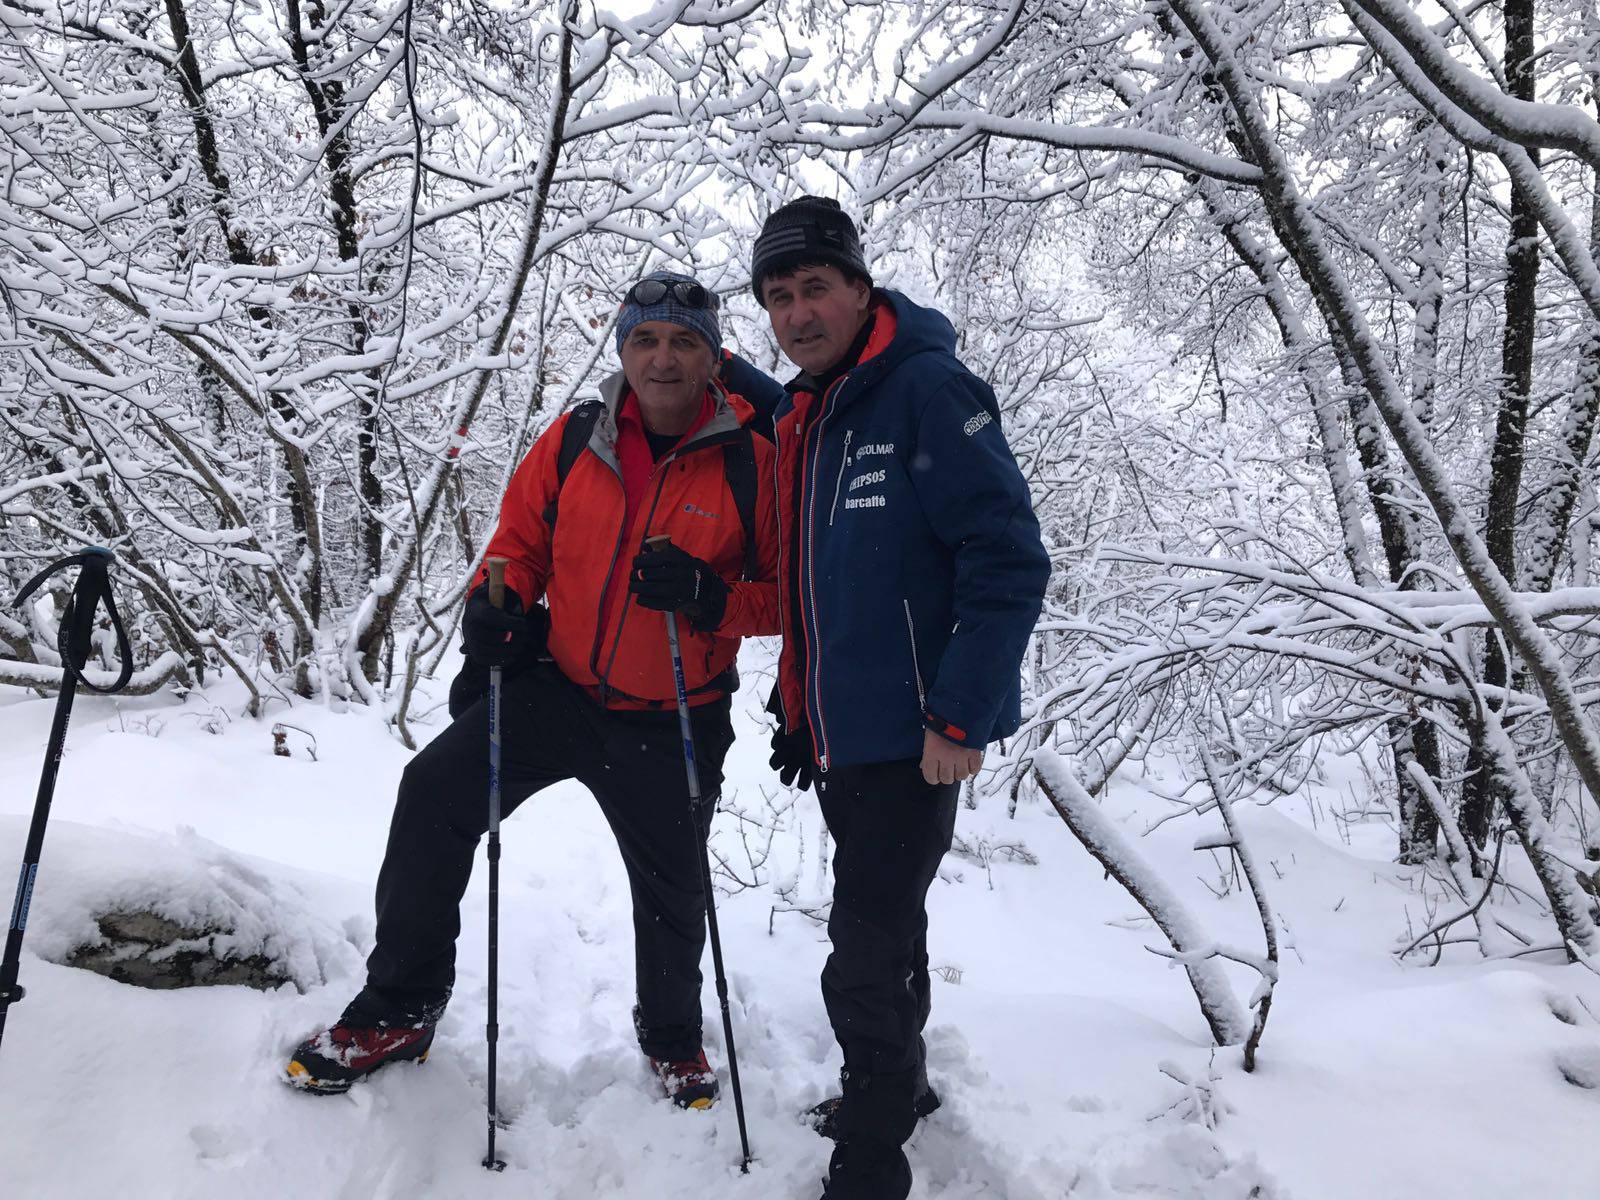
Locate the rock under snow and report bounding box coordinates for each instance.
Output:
[67,910,291,991]
[5,816,364,994]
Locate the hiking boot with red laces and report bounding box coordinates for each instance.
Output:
[649,1049,720,1110]
[284,1014,435,1095]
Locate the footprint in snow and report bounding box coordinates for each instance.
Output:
[190,1122,252,1168]
[1544,992,1600,1090]
[1546,991,1594,1027]
[1557,1044,1600,1091]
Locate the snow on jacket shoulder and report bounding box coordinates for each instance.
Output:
[481,372,780,708]
[773,290,1050,768]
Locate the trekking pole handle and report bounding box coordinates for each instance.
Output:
[644,534,672,552]
[486,557,508,610]
[13,547,133,694]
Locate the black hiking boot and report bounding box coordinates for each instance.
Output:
[808,1082,940,1139]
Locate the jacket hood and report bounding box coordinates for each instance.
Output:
[870,288,958,368]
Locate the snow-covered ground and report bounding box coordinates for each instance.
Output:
[2,644,1597,1199]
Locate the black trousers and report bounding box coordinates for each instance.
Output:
[816,759,958,1198]
[361,663,733,1062]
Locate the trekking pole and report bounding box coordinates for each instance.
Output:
[1,548,132,1057]
[482,557,509,1173]
[645,535,752,1172]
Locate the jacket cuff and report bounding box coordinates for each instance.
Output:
[924,711,974,747]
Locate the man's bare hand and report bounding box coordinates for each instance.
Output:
[921,729,984,786]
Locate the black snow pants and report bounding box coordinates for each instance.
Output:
[816,758,959,1200]
[359,662,734,1062]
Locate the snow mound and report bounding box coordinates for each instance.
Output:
[1,816,364,992]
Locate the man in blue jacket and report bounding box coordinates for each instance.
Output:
[753,197,1050,1200]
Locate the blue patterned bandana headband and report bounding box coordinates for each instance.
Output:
[616,271,721,354]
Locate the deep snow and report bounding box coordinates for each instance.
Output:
[1,643,1597,1199]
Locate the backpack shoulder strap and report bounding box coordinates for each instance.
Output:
[721,425,760,581]
[542,400,604,533]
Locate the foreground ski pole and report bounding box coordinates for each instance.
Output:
[482,557,509,1172]
[1,548,132,1057]
[645,535,753,1172]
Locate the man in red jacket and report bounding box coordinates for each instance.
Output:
[285,271,779,1110]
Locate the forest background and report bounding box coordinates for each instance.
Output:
[7,0,1600,1193]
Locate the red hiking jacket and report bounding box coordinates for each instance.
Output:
[480,372,780,709]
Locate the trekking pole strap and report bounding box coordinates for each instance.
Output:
[13,548,134,695]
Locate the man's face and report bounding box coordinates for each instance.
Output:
[761,265,872,376]
[619,320,716,426]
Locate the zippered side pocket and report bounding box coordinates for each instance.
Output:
[904,598,927,713]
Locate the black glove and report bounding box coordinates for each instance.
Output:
[769,722,815,792]
[629,541,728,631]
[462,584,548,668]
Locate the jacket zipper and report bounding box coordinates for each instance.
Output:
[594,467,671,700]
[589,427,743,700]
[802,380,846,770]
[903,598,926,712]
[772,414,792,730]
[828,429,853,526]
[587,467,634,693]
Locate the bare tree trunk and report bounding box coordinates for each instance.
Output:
[1166,7,1440,862]
[1395,172,1445,858]
[1512,98,1600,828]
[1461,0,1541,850]
[1165,0,1600,955]
[352,9,576,664]
[1206,194,1378,587]
[164,0,323,691]
[1409,122,1451,433]
[1525,108,1600,597]
[284,0,387,682]
[1034,752,1251,1046]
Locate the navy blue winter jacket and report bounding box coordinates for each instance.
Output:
[772,290,1050,769]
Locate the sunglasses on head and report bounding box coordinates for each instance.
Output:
[625,278,717,310]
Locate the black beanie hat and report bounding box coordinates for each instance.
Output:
[750,196,872,305]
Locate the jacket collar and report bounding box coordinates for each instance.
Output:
[588,370,751,474]
[789,308,880,400]
[776,289,954,418]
